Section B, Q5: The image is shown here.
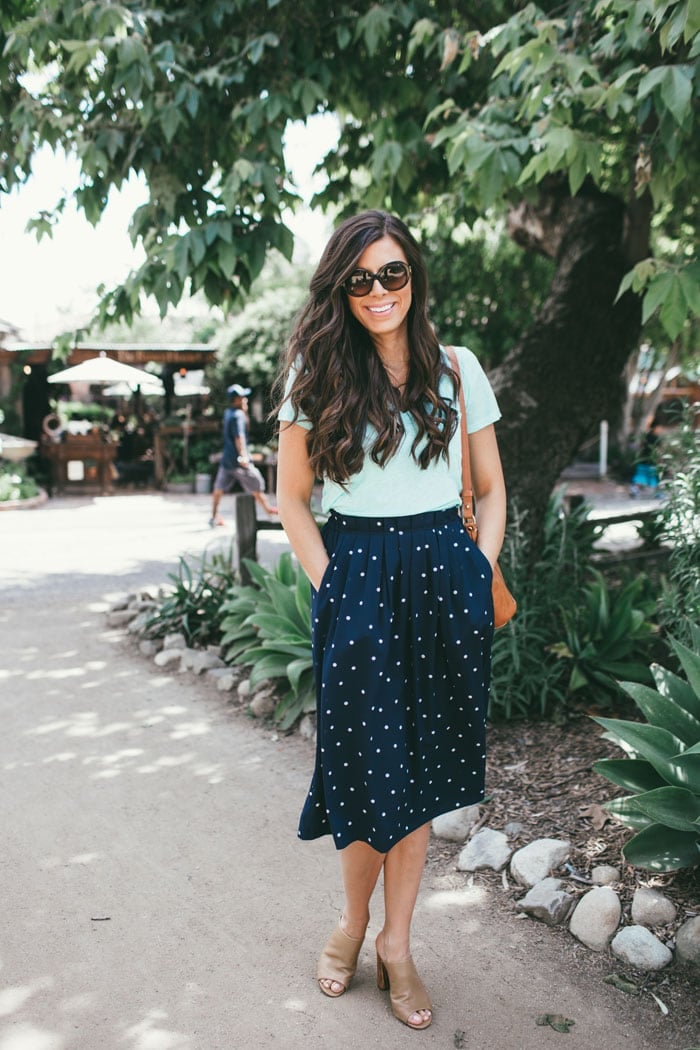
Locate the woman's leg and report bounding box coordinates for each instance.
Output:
[318,840,385,995]
[376,822,432,1027]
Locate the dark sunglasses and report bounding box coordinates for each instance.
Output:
[343,260,412,297]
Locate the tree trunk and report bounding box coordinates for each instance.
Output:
[491,178,650,548]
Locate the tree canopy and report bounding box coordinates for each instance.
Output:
[2,1,696,335]
[1,0,697,543]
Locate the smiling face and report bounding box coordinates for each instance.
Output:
[345,235,412,350]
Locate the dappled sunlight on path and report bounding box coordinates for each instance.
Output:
[0,494,681,1049]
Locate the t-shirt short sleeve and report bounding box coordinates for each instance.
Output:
[277,364,311,431]
[449,345,501,433]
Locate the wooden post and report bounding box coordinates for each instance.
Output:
[234,494,258,584]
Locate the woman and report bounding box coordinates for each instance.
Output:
[275,211,506,1031]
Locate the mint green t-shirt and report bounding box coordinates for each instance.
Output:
[278,345,500,517]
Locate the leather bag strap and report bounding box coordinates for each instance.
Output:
[445,345,478,540]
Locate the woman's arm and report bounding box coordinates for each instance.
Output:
[276,422,330,590]
[469,424,507,569]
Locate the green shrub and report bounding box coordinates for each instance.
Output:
[0,464,39,502]
[143,549,238,646]
[219,553,314,730]
[593,625,700,872]
[656,405,700,646]
[549,570,657,703]
[489,490,600,720]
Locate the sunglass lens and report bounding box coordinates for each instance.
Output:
[346,272,373,296]
[344,261,410,296]
[380,262,409,290]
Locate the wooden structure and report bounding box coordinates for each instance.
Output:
[233,494,284,584]
[41,433,117,495]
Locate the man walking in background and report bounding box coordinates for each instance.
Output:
[210,384,278,526]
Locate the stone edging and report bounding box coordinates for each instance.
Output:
[0,488,48,512]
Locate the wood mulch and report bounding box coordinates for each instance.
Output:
[427,714,700,1041]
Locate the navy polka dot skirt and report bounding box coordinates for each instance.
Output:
[299,506,494,853]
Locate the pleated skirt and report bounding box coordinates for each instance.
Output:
[298,506,494,853]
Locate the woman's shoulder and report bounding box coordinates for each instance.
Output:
[440,344,487,378]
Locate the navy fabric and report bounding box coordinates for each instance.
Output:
[299,507,494,853]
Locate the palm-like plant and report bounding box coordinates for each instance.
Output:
[219,553,314,730]
[593,626,700,871]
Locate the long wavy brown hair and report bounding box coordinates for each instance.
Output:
[274,210,458,484]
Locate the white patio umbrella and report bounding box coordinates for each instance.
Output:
[102,378,165,398]
[48,355,164,391]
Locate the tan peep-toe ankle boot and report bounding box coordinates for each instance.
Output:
[317,923,365,998]
[376,950,432,1029]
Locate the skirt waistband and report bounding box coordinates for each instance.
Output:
[327,506,461,532]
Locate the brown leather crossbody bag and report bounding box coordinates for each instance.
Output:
[446,346,517,629]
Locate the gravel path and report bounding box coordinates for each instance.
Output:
[0,493,681,1049]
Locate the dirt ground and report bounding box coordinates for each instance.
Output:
[0,491,697,1050]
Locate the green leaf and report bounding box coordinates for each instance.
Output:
[287,656,313,692]
[356,5,393,56]
[241,558,270,589]
[604,795,653,829]
[660,65,693,125]
[672,751,700,795]
[248,612,302,637]
[160,106,183,144]
[593,758,666,794]
[659,274,689,339]
[620,681,700,746]
[652,665,700,721]
[621,823,700,872]
[671,638,700,698]
[633,786,700,832]
[248,652,292,686]
[593,717,688,786]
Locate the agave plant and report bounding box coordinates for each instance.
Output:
[593,626,700,872]
[219,552,314,730]
[143,548,238,646]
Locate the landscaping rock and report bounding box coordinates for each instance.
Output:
[128,611,153,634]
[107,609,137,628]
[590,864,620,886]
[237,679,252,699]
[569,886,621,951]
[611,926,673,970]
[510,839,570,888]
[504,821,525,839]
[206,645,223,658]
[517,878,574,926]
[179,647,198,671]
[139,638,162,657]
[456,828,511,872]
[675,916,700,967]
[190,650,225,675]
[631,887,677,927]
[163,631,187,651]
[249,690,276,718]
[154,649,183,669]
[298,715,316,742]
[216,672,237,693]
[432,806,481,842]
[109,597,130,612]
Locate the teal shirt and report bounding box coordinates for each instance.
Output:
[279,346,500,517]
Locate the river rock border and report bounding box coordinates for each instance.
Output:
[107,591,700,980]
